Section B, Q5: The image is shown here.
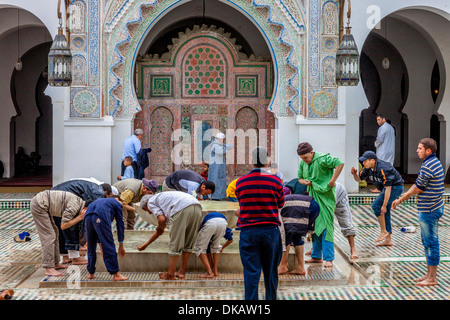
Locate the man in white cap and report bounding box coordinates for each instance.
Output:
[121,128,144,179]
[208,132,233,200]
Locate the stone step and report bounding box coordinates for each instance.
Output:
[93,230,298,273]
[39,267,349,289]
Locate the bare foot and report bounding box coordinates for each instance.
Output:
[350,250,359,261]
[175,272,186,279]
[305,258,323,264]
[288,268,306,275]
[72,257,88,265]
[87,273,94,280]
[375,231,390,243]
[278,264,289,275]
[417,278,438,287]
[54,263,68,269]
[305,249,312,256]
[376,239,393,247]
[61,257,72,264]
[113,272,128,281]
[414,275,428,282]
[159,272,176,280]
[199,272,215,279]
[370,188,381,193]
[324,261,333,268]
[45,268,64,277]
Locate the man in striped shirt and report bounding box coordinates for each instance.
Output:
[235,146,285,300]
[393,138,445,287]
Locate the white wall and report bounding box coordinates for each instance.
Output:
[342,1,450,184]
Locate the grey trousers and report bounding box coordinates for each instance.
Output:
[335,203,356,238]
[30,198,60,268]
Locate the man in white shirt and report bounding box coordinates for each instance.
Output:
[137,191,203,280]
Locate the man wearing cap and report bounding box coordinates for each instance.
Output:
[297,142,344,268]
[208,132,234,200]
[351,150,403,246]
[121,128,144,179]
[113,178,158,230]
[162,169,216,200]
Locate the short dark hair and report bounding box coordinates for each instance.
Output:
[124,156,133,162]
[203,180,215,193]
[101,183,112,195]
[419,138,437,153]
[376,113,386,119]
[252,147,268,168]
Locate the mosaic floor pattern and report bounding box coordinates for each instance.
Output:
[1,199,450,300]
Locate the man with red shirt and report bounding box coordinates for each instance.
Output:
[235,146,285,300]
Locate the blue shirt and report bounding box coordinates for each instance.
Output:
[415,153,444,212]
[122,166,134,180]
[122,135,141,161]
[360,158,403,190]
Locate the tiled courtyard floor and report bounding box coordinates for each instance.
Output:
[1,192,449,301]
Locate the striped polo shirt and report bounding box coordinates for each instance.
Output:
[235,168,285,228]
[415,153,444,211]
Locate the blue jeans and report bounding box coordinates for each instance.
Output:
[419,206,444,266]
[311,229,334,261]
[239,225,282,300]
[371,185,404,234]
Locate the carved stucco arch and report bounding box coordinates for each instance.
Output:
[104,0,306,119]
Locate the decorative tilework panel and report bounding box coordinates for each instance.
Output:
[183,46,226,97]
[70,87,100,118]
[235,107,258,176]
[150,75,173,97]
[236,75,258,97]
[149,107,174,176]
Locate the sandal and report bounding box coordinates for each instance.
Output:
[14,232,31,243]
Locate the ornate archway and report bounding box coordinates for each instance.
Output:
[104,0,306,120]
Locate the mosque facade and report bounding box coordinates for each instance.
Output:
[1,0,449,192]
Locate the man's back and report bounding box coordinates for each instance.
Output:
[236,168,285,228]
[376,123,395,165]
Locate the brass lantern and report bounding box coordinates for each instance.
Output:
[48,0,72,87]
[336,0,360,86]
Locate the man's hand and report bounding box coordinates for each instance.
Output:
[392,199,401,210]
[351,167,358,175]
[118,243,126,257]
[328,180,336,188]
[380,205,387,215]
[299,179,312,186]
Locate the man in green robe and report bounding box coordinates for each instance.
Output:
[297,142,344,268]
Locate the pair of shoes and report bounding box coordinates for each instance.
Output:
[14,232,31,243]
[0,289,15,300]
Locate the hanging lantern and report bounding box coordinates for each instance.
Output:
[48,0,72,87]
[335,0,360,86]
[48,26,72,86]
